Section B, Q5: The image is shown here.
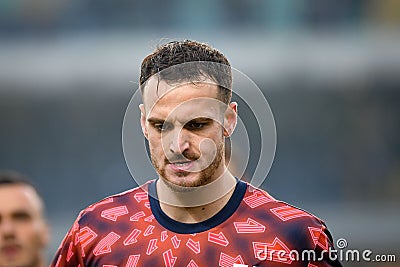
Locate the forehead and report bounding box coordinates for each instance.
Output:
[0,185,42,215]
[142,76,223,117]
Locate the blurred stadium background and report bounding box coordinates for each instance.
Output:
[0,0,399,265]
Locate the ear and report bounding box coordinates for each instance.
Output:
[223,102,237,137]
[139,104,149,139]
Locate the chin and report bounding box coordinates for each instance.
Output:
[168,173,201,187]
[162,171,210,189]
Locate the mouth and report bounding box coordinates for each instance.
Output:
[169,161,195,172]
[1,244,21,257]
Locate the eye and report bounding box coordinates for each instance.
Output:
[186,122,205,130]
[153,122,173,132]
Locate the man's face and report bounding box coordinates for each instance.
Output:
[140,77,237,189]
[0,184,49,267]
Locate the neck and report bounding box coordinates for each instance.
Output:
[156,171,237,223]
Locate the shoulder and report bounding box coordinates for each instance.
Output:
[241,183,332,249]
[238,183,341,265]
[243,183,326,223]
[76,181,152,224]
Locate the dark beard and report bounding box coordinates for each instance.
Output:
[151,142,224,189]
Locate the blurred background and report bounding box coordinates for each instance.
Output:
[0,0,399,265]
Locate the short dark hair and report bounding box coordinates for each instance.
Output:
[0,170,47,218]
[140,40,232,104]
[0,170,42,198]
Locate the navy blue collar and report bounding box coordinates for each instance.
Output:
[148,179,247,234]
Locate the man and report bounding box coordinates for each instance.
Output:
[0,171,50,267]
[51,40,342,266]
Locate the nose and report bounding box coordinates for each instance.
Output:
[0,219,16,238]
[168,127,190,154]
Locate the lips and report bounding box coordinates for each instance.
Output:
[1,244,21,257]
[169,161,195,172]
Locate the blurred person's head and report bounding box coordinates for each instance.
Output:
[0,171,49,267]
[139,40,237,190]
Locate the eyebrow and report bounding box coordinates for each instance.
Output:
[147,118,165,124]
[9,209,33,220]
[187,117,214,123]
[147,117,214,124]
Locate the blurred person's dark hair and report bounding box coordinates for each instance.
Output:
[1,170,32,185]
[140,40,232,105]
[0,170,43,204]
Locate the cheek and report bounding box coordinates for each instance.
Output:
[147,132,161,146]
[198,139,216,152]
[198,134,223,153]
[148,136,164,154]
[31,223,48,248]
[17,223,42,245]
